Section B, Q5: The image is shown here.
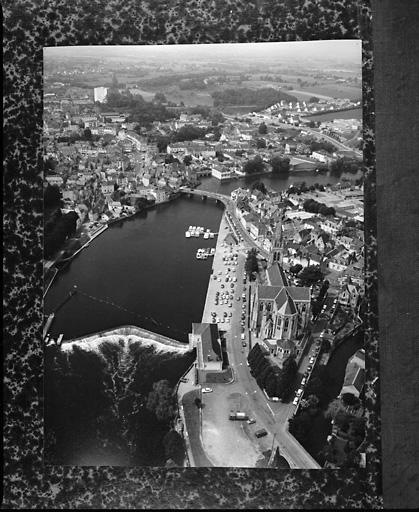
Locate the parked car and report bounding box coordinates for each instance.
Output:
[247,418,256,425]
[309,356,315,364]
[293,396,299,406]
[296,388,303,397]
[202,388,213,393]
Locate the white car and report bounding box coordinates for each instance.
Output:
[293,396,299,406]
[202,388,213,393]
[296,388,303,397]
[309,356,315,364]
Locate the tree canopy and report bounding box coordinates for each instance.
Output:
[44,184,63,209]
[270,156,290,174]
[163,429,185,466]
[244,155,264,174]
[251,181,267,195]
[297,265,325,286]
[258,122,268,134]
[146,379,177,423]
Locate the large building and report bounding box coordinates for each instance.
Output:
[189,323,223,372]
[251,263,311,365]
[94,87,108,103]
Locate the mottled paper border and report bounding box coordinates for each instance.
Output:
[3,0,382,508]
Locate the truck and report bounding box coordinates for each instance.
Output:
[255,428,268,438]
[229,411,248,421]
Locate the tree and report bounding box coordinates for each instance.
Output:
[256,138,267,149]
[334,409,354,432]
[349,416,366,438]
[244,154,265,174]
[297,265,324,286]
[44,184,63,209]
[325,398,346,421]
[183,155,193,166]
[258,122,268,135]
[288,411,311,444]
[154,92,167,103]
[341,392,358,407]
[271,156,290,174]
[82,128,92,140]
[194,397,202,408]
[163,429,185,466]
[304,377,326,405]
[245,248,259,278]
[300,395,320,414]
[252,181,267,195]
[146,379,176,423]
[289,263,303,275]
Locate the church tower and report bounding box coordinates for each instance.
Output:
[268,219,284,267]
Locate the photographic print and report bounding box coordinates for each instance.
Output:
[42,41,366,471]
[9,0,413,508]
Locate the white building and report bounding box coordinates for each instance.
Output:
[94,87,108,103]
[189,323,223,372]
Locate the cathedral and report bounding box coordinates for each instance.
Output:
[250,221,311,366]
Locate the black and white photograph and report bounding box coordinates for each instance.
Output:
[42,41,367,469]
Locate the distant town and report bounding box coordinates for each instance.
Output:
[43,44,365,469]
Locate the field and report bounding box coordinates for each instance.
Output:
[304,107,362,122]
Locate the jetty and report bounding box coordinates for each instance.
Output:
[43,289,77,341]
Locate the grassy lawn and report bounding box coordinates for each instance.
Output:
[205,368,233,383]
[181,389,213,467]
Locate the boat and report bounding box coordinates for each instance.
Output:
[204,233,209,239]
[210,248,216,256]
[194,231,199,237]
[210,233,215,239]
[185,231,191,238]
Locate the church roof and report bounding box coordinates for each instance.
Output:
[258,285,282,300]
[267,263,289,287]
[192,323,222,361]
[277,338,296,350]
[276,288,297,315]
[285,286,311,302]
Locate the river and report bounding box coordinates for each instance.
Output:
[196,168,362,197]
